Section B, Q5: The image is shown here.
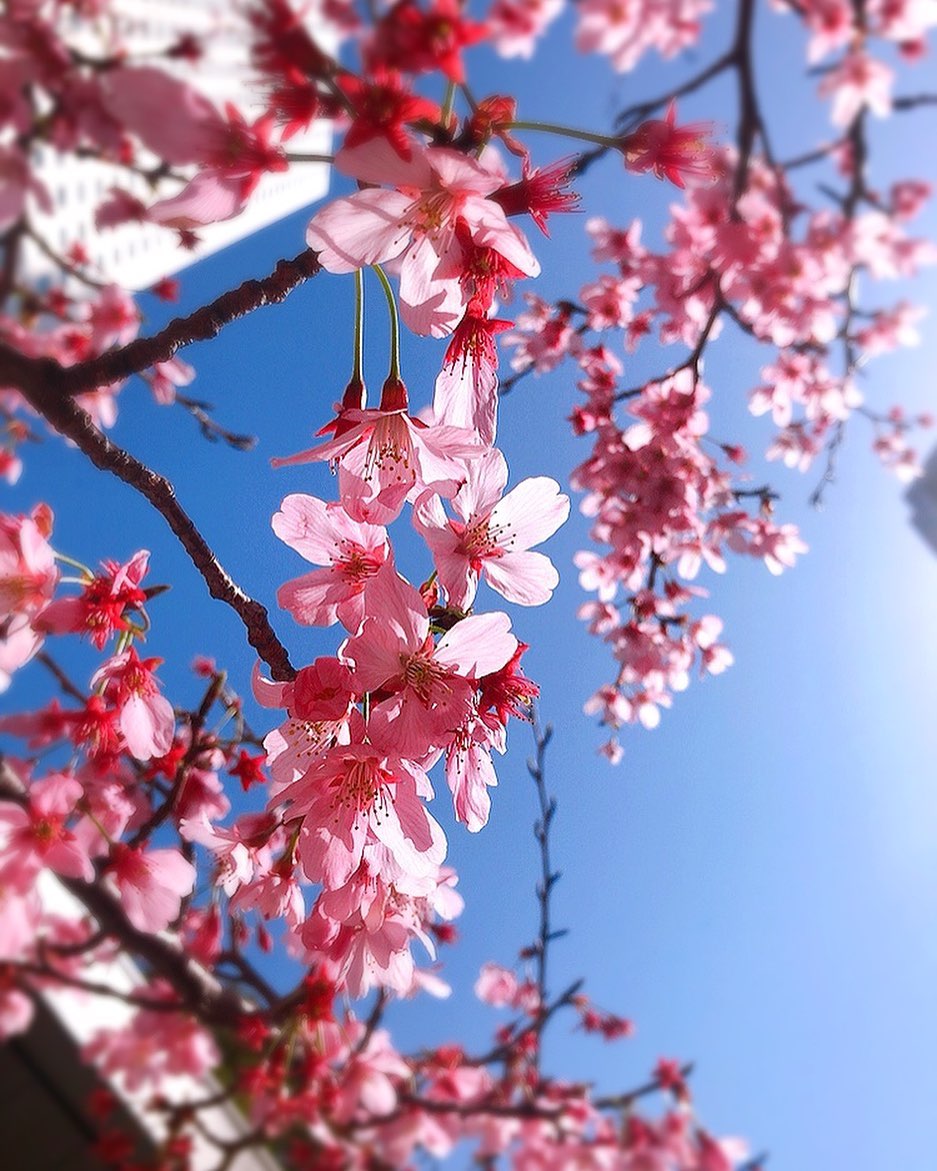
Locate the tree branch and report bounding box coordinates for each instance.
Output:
[0,249,321,400]
[16,384,295,681]
[0,760,248,1028]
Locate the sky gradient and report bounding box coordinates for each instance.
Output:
[4,6,937,1168]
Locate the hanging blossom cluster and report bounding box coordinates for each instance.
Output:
[259,407,568,995]
[0,514,752,1170]
[0,0,935,1165]
[503,0,937,760]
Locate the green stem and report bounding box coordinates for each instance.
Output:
[509,120,622,148]
[352,268,364,389]
[284,153,335,164]
[54,550,93,577]
[441,81,456,125]
[372,264,401,381]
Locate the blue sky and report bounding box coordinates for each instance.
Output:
[5,5,937,1167]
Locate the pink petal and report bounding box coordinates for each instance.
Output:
[101,67,222,164]
[490,476,570,548]
[277,567,346,626]
[273,494,384,563]
[463,195,541,277]
[448,743,497,832]
[435,612,517,678]
[306,188,412,274]
[341,618,408,693]
[433,352,499,446]
[150,172,247,229]
[398,235,465,338]
[457,448,509,519]
[337,138,435,189]
[427,147,503,197]
[483,550,560,605]
[119,693,174,760]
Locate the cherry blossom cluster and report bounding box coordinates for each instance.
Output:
[0,505,751,1170]
[502,2,937,759]
[1,0,936,1164]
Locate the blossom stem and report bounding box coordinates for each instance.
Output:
[509,120,621,149]
[441,81,456,126]
[372,264,401,382]
[284,153,335,164]
[353,268,365,392]
[54,550,93,577]
[115,627,134,656]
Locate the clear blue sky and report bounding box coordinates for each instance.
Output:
[5,6,937,1168]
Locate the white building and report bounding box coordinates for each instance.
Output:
[0,876,281,1171]
[25,0,333,290]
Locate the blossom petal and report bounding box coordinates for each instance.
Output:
[306,189,412,274]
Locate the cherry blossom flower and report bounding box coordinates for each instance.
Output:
[283,742,446,889]
[106,845,196,934]
[341,569,518,756]
[819,51,893,127]
[38,549,148,649]
[414,447,569,609]
[0,773,93,888]
[0,505,56,621]
[488,0,565,58]
[91,648,175,761]
[306,138,540,337]
[619,101,719,188]
[272,382,484,526]
[576,0,710,73]
[474,961,519,1006]
[272,493,389,629]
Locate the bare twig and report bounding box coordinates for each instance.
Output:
[176,394,257,451]
[527,711,565,1066]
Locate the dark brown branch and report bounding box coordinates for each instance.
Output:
[61,249,321,395]
[893,93,937,111]
[615,50,735,132]
[36,650,86,703]
[0,250,321,400]
[16,383,295,681]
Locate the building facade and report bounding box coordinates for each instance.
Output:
[25,0,332,290]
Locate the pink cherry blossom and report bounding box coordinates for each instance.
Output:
[415,448,570,610]
[576,0,710,73]
[619,101,719,189]
[819,51,893,126]
[306,137,540,336]
[284,742,446,890]
[252,663,353,795]
[91,648,175,761]
[444,715,502,831]
[272,493,389,629]
[106,845,196,934]
[273,391,483,526]
[0,773,93,889]
[474,961,519,1006]
[85,994,219,1093]
[341,569,518,756]
[0,505,56,620]
[488,0,564,58]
